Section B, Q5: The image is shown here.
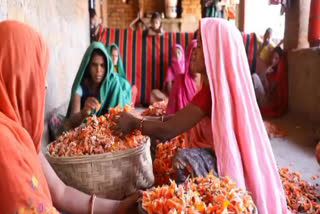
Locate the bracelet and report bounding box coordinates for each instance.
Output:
[90,194,96,214]
[139,118,145,132]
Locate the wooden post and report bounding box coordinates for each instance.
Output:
[99,0,103,25]
[238,0,246,32]
[284,0,311,50]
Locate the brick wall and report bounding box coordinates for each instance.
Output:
[144,0,164,15]
[182,0,201,20]
[104,0,201,30]
[106,0,139,28]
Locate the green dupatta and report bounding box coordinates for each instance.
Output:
[66,42,131,117]
[107,43,132,102]
[108,43,126,78]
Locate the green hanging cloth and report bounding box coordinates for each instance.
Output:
[204,0,222,18]
[206,4,216,17]
[66,42,131,117]
[107,43,132,103]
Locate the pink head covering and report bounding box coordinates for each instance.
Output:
[185,40,197,76]
[164,44,185,84]
[201,18,289,214]
[166,40,197,114]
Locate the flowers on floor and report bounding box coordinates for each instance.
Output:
[315,142,320,165]
[279,167,320,213]
[264,121,287,138]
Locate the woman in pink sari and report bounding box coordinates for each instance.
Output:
[113,18,289,213]
[166,40,202,114]
[150,44,185,104]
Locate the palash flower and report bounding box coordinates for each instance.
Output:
[49,105,146,157]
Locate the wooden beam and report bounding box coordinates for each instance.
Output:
[238,0,246,32]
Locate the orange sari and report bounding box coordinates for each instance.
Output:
[0,21,59,214]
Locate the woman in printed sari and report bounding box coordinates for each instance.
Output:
[166,40,202,114]
[150,44,185,104]
[112,18,289,214]
[61,42,131,132]
[108,43,138,105]
[0,20,138,214]
[257,28,275,65]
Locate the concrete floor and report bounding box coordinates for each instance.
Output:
[267,114,320,184]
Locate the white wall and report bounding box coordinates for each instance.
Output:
[0,0,90,148]
[244,0,285,41]
[0,0,90,117]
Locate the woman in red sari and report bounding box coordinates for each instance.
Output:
[252,47,288,117]
[113,18,289,214]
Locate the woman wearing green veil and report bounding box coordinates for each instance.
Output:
[108,43,138,105]
[49,42,132,138]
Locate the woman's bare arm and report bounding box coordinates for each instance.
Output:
[63,95,100,131]
[39,153,120,214]
[142,114,174,122]
[113,104,206,141]
[141,104,205,140]
[129,17,140,30]
[62,94,87,131]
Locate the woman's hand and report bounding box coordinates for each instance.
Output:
[117,191,142,214]
[82,97,100,116]
[111,111,140,136]
[266,66,274,74]
[262,38,270,47]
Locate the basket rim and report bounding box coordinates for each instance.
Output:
[46,137,150,164]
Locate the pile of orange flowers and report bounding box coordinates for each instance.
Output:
[141,102,186,185]
[142,172,255,214]
[49,105,146,157]
[264,121,287,138]
[279,167,320,213]
[153,135,186,185]
[141,101,167,116]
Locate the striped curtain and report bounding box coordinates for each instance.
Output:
[98,28,197,104]
[97,28,256,104]
[242,32,258,74]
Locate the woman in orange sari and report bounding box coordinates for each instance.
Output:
[0,20,138,214]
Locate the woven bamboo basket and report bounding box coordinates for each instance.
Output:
[46,138,154,200]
